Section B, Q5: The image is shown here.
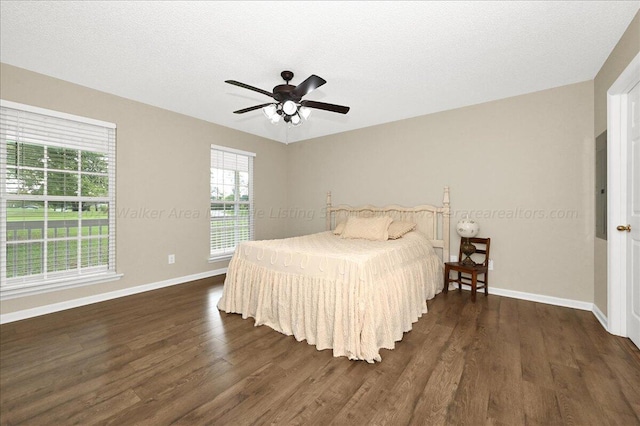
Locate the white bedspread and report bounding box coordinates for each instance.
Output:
[217,231,444,362]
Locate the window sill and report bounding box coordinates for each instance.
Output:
[208,254,233,263]
[0,272,124,300]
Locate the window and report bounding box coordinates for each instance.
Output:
[0,100,118,299]
[210,145,254,260]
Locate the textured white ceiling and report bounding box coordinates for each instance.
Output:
[1,1,638,143]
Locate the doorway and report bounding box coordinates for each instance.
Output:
[607,51,640,349]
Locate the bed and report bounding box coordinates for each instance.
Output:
[217,187,450,362]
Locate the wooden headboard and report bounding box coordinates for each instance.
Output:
[325,186,450,262]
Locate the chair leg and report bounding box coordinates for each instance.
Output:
[485,273,489,296]
[457,271,462,293]
[443,265,449,294]
[471,271,477,302]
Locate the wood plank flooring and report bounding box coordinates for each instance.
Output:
[1,276,639,425]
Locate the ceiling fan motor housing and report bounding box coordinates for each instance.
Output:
[273,71,299,103]
[272,84,300,103]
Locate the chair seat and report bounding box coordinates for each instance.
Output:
[444,262,488,273]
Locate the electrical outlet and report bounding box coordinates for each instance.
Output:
[489,259,494,270]
[450,255,458,262]
[168,254,175,264]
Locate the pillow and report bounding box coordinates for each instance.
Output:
[333,221,347,235]
[340,216,393,241]
[387,221,416,239]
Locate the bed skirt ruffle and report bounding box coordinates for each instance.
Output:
[217,233,443,362]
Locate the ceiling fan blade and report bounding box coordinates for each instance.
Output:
[300,100,350,114]
[291,75,327,98]
[225,80,274,98]
[233,103,273,114]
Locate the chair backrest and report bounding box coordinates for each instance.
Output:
[457,237,491,267]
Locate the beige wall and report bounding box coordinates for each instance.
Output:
[0,63,288,314]
[593,12,640,316]
[5,13,638,315]
[288,81,595,302]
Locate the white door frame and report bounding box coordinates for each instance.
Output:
[607,51,640,336]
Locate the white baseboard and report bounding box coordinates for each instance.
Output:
[0,268,227,324]
[490,286,609,332]
[448,283,593,311]
[488,286,594,311]
[591,303,608,330]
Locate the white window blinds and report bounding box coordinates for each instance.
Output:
[210,145,254,260]
[0,100,117,298]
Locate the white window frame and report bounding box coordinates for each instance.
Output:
[0,100,121,299]
[209,144,255,262]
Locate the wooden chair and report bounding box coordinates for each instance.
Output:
[444,237,491,302]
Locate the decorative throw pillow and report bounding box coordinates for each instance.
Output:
[333,221,347,235]
[387,221,417,239]
[341,216,393,241]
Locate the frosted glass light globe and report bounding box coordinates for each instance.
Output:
[283,100,297,115]
[262,104,277,119]
[456,218,479,238]
[300,106,311,119]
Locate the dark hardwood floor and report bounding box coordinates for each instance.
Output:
[1,276,639,425]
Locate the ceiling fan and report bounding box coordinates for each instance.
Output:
[225,71,350,125]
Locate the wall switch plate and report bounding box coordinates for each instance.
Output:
[168,254,175,264]
[489,259,494,270]
[450,255,458,262]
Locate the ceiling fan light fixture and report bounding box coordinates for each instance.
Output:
[226,71,350,130]
[283,100,297,116]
